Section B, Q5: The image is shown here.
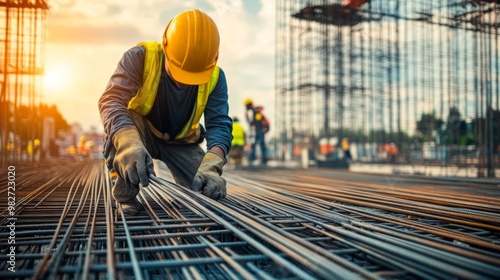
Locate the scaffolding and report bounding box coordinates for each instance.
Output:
[0,0,49,167]
[276,0,499,177]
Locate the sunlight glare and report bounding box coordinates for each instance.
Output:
[43,64,71,94]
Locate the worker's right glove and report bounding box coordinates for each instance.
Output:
[191,151,227,200]
[113,126,155,187]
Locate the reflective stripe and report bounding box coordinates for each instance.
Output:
[128,42,164,115]
[231,122,245,146]
[176,66,220,139]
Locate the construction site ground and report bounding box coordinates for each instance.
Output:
[1,159,499,279]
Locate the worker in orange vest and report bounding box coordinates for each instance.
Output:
[388,143,399,163]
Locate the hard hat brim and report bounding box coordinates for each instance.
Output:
[168,63,215,85]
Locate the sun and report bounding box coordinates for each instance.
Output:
[43,63,71,94]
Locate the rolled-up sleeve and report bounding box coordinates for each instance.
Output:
[98,46,145,145]
[203,69,232,156]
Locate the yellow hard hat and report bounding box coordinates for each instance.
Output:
[243,98,253,106]
[163,9,219,85]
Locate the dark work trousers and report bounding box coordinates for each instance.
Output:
[106,110,205,202]
[250,129,267,165]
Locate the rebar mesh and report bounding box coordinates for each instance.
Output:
[1,160,499,279]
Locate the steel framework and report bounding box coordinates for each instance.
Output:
[0,0,49,167]
[275,0,499,177]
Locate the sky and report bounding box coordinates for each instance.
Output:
[42,0,275,133]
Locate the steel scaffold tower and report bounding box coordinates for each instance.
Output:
[275,0,499,177]
[0,0,49,167]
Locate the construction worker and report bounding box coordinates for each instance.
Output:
[34,139,41,159]
[67,145,77,160]
[388,143,399,163]
[244,99,269,166]
[229,117,246,167]
[27,140,33,160]
[341,137,352,160]
[77,135,90,158]
[98,9,232,215]
[6,141,13,160]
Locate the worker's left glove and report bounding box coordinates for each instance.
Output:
[191,151,227,200]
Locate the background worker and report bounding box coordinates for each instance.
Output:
[388,142,399,163]
[229,117,246,167]
[341,137,352,160]
[99,9,232,215]
[244,99,269,166]
[77,136,91,158]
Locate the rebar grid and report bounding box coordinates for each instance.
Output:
[0,160,499,279]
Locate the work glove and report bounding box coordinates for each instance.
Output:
[191,151,227,200]
[113,126,155,188]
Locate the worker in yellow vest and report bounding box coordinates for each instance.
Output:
[98,9,232,215]
[27,140,33,159]
[229,117,246,166]
[341,137,352,160]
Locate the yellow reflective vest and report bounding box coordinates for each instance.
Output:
[128,41,220,141]
[231,121,245,147]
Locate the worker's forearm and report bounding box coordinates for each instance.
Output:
[98,46,145,140]
[203,69,232,157]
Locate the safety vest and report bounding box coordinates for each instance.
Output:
[231,121,246,147]
[128,41,220,141]
[341,139,350,150]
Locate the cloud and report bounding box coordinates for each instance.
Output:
[209,0,275,128]
[47,22,145,45]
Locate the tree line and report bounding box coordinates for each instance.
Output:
[2,101,70,145]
